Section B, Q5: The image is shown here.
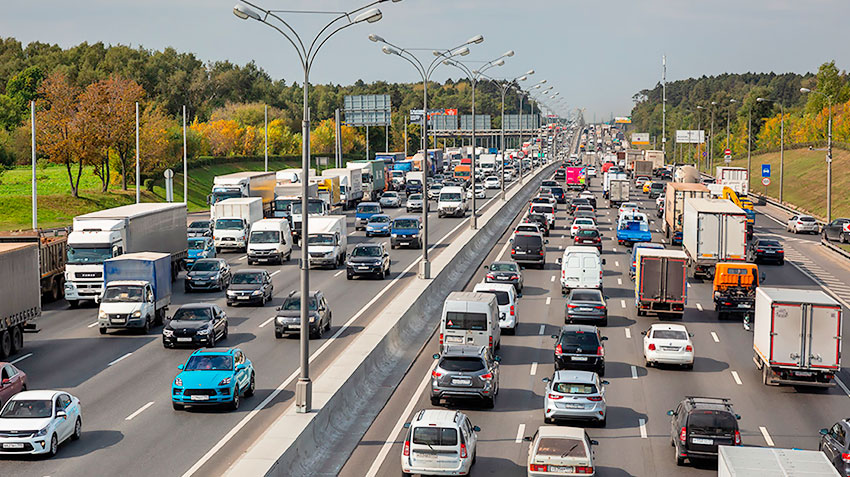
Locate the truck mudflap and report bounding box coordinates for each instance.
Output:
[636,300,685,317]
[714,296,754,319]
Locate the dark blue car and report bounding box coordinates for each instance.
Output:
[355,202,383,231]
[391,216,422,249]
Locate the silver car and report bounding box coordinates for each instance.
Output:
[543,370,608,426]
[405,193,424,212]
[430,345,500,408]
[787,214,819,234]
[379,191,401,208]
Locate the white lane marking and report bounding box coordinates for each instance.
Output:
[107,352,132,367]
[258,316,275,328]
[530,362,538,376]
[617,278,622,285]
[625,328,631,339]
[238,255,247,261]
[731,371,743,385]
[639,418,648,438]
[10,353,32,365]
[711,332,720,343]
[760,426,775,447]
[835,377,850,398]
[631,366,638,379]
[364,360,438,477]
[620,300,626,308]
[614,261,619,267]
[333,270,345,277]
[87,322,98,328]
[125,401,155,421]
[696,303,703,312]
[515,423,526,444]
[545,297,551,305]
[558,244,563,250]
[539,325,545,335]
[550,276,555,282]
[612,247,617,252]
[686,282,691,288]
[661,239,666,243]
[270,270,280,277]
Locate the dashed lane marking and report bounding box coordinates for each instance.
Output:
[107,352,132,367]
[711,332,720,343]
[760,426,775,447]
[10,353,32,365]
[639,418,648,438]
[539,325,545,335]
[125,401,155,421]
[530,362,538,376]
[270,270,280,277]
[835,376,850,398]
[258,316,275,328]
[333,270,345,277]
[614,261,620,267]
[88,322,98,328]
[545,297,551,305]
[515,423,526,444]
[696,303,703,312]
[731,371,743,385]
[620,300,626,308]
[631,366,638,379]
[618,278,623,285]
[550,276,555,282]
[625,328,631,339]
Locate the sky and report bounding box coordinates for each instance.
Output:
[3,0,850,121]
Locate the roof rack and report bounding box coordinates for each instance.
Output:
[685,396,734,408]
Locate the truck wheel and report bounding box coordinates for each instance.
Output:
[9,326,22,354]
[99,328,107,335]
[0,331,10,359]
[68,300,79,309]
[141,317,151,334]
[50,278,62,302]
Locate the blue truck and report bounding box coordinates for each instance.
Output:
[617,213,652,247]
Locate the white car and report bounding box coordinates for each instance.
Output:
[542,370,607,425]
[402,409,479,476]
[514,222,543,237]
[786,215,819,234]
[474,282,519,334]
[570,218,597,237]
[484,176,501,189]
[642,323,694,368]
[618,202,640,217]
[467,184,486,199]
[427,184,443,200]
[379,191,401,208]
[587,167,597,177]
[0,390,82,456]
[526,426,598,477]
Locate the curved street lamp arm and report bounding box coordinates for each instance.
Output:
[308,0,384,56]
[242,1,308,60]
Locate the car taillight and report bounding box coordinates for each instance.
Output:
[439,333,443,346]
[489,336,493,349]
[556,344,563,354]
[841,452,850,464]
[562,270,566,279]
[756,249,764,253]
[680,427,687,442]
[685,345,693,352]
[480,373,493,380]
[648,343,656,351]
[486,273,495,279]
[734,430,742,446]
[548,393,564,400]
[510,305,515,316]
[595,305,606,310]
[587,396,602,401]
[777,250,784,254]
[576,466,594,474]
[568,304,578,308]
[597,345,604,356]
[432,370,442,378]
[459,443,468,459]
[511,248,515,254]
[509,274,518,280]
[540,250,545,256]
[403,439,410,456]
[530,464,548,472]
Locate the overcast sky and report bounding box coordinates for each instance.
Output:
[4,0,850,120]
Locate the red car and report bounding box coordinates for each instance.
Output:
[0,362,27,408]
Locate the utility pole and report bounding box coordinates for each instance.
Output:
[662,55,667,159]
[264,104,269,172]
[135,101,140,204]
[403,115,408,157]
[31,101,37,230]
[183,105,188,203]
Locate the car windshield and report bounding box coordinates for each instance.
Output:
[172,307,212,321]
[517,225,539,233]
[215,219,243,230]
[758,240,781,247]
[188,239,207,250]
[352,246,382,257]
[490,263,517,272]
[653,329,688,340]
[441,192,461,201]
[559,331,600,353]
[358,205,381,214]
[408,194,422,201]
[0,399,52,419]
[290,201,325,215]
[66,246,113,264]
[232,273,263,284]
[307,234,335,245]
[250,231,280,243]
[440,357,486,372]
[393,219,419,229]
[477,290,510,306]
[571,290,602,302]
[554,383,598,394]
[184,354,233,371]
[445,312,487,331]
[189,221,210,229]
[191,260,220,272]
[536,438,587,458]
[102,285,144,303]
[412,427,458,447]
[273,199,295,213]
[368,216,390,224]
[688,410,737,434]
[281,297,318,311]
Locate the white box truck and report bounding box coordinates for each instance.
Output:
[65,203,187,307]
[272,182,318,220]
[97,252,171,334]
[322,167,363,208]
[644,150,665,173]
[608,179,630,207]
[213,197,263,252]
[718,446,840,477]
[716,167,750,196]
[753,287,842,387]
[0,243,40,357]
[306,215,347,269]
[682,198,748,278]
[208,171,276,220]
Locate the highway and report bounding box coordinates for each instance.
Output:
[341,153,850,475]
[0,172,538,477]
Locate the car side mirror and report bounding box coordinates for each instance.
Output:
[1,378,9,385]
[590,439,599,446]
[177,365,184,370]
[544,240,549,244]
[276,306,282,311]
[736,414,741,420]
[522,436,533,442]
[556,258,562,265]
[550,334,559,339]
[601,336,608,341]
[94,295,101,304]
[403,422,410,429]
[236,364,246,371]
[541,377,550,383]
[666,410,675,416]
[819,428,829,435]
[640,330,647,336]
[432,353,440,360]
[473,426,481,432]
[601,380,610,385]
[56,410,67,419]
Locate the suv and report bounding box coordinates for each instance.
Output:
[552,324,607,375]
[346,242,391,279]
[511,233,547,269]
[667,396,741,466]
[401,409,480,477]
[430,345,500,408]
[274,290,332,339]
[819,419,850,476]
[171,348,255,411]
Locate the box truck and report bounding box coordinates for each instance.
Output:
[718,446,840,477]
[753,287,842,387]
[625,149,643,171]
[291,198,331,241]
[350,159,387,201]
[272,182,318,221]
[306,215,347,269]
[0,228,67,301]
[65,203,187,307]
[97,252,172,334]
[0,243,40,357]
[663,183,711,244]
[633,160,653,179]
[208,171,275,220]
[682,198,748,278]
[644,150,665,173]
[213,198,264,252]
[716,166,749,195]
[322,167,363,208]
[634,249,688,317]
[608,179,630,207]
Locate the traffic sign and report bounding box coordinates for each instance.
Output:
[762,177,771,186]
[761,164,771,177]
[724,148,731,156]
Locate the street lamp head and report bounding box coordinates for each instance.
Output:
[756,97,766,102]
[368,33,384,43]
[518,76,527,82]
[711,101,717,105]
[233,4,261,20]
[382,45,400,56]
[493,59,505,67]
[354,8,383,23]
[729,99,737,103]
[526,69,535,75]
[503,50,515,58]
[696,105,704,110]
[467,34,485,45]
[800,87,811,93]
[452,46,470,57]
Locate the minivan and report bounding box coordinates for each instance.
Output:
[438,186,468,218]
[390,216,422,249]
[557,246,605,295]
[401,409,480,476]
[247,218,292,265]
[473,282,519,334]
[440,291,501,352]
[511,233,547,269]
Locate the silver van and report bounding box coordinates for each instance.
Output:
[440,291,501,352]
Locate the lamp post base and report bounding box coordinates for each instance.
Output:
[419,260,431,279]
[295,378,312,414]
[469,214,477,230]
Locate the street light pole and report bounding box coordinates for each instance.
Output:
[696,105,704,166]
[801,87,834,221]
[709,101,717,171]
[482,70,533,200]
[234,0,393,415]
[30,100,37,230]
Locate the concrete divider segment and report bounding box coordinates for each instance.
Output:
[225,160,560,477]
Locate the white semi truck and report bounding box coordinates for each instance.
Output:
[208,171,275,220]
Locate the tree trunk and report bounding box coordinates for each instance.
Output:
[74,159,83,198]
[102,149,110,192]
[65,157,78,198]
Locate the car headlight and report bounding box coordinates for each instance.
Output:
[218,377,232,386]
[197,327,210,335]
[131,310,142,318]
[174,377,183,386]
[309,316,315,323]
[35,426,49,437]
[252,290,262,296]
[163,328,174,337]
[98,310,108,319]
[391,234,398,238]
[226,290,236,296]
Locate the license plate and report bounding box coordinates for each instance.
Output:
[190,395,210,401]
[237,296,250,300]
[451,378,472,386]
[111,319,126,324]
[765,251,775,254]
[692,438,713,445]
[571,356,589,361]
[795,371,813,376]
[177,337,192,342]
[563,403,584,409]
[358,266,370,270]
[400,242,409,246]
[497,276,509,280]
[445,336,463,344]
[549,466,572,472]
[2,443,24,449]
[579,307,592,312]
[738,303,751,308]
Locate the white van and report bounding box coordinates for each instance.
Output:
[247,218,292,265]
[438,186,468,218]
[473,282,519,334]
[440,291,501,351]
[306,215,348,268]
[557,246,605,295]
[401,409,479,476]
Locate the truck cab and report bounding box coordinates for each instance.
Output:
[291,198,330,240]
[65,222,126,305]
[712,262,761,320]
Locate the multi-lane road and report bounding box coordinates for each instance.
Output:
[342,159,850,476]
[0,170,543,476]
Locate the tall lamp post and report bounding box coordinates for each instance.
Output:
[695,105,704,165]
[709,101,717,171]
[801,87,834,222]
[369,34,482,278]
[444,51,513,229]
[725,99,737,165]
[757,97,785,202]
[233,0,396,414]
[519,80,546,176]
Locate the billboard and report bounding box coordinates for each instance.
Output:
[460,114,491,130]
[631,133,650,145]
[614,116,632,124]
[675,130,705,144]
[504,114,540,130]
[344,94,391,126]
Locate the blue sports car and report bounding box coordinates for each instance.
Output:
[171,348,255,411]
[365,214,391,237]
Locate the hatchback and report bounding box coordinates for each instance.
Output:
[668,396,741,466]
[565,289,608,326]
[379,191,402,208]
[525,426,598,477]
[185,258,231,292]
[171,348,254,411]
[553,325,607,376]
[749,238,784,265]
[787,215,820,234]
[543,370,608,426]
[571,218,598,237]
[365,214,391,237]
[484,176,501,189]
[401,409,480,477]
[405,193,425,213]
[430,345,500,407]
[573,229,602,250]
[484,261,523,293]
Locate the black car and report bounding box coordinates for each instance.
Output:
[163,303,228,348]
[185,258,231,292]
[274,290,332,339]
[749,238,784,265]
[552,324,607,375]
[549,186,567,204]
[668,396,741,466]
[554,169,566,181]
[822,218,850,243]
[187,220,212,237]
[819,419,850,477]
[525,213,550,236]
[484,261,523,293]
[226,269,273,306]
[511,233,546,269]
[346,243,391,279]
[541,180,559,188]
[569,198,592,214]
[566,289,608,326]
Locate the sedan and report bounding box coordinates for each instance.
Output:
[225,269,273,306]
[543,370,607,426]
[565,289,607,326]
[0,363,27,408]
[163,303,229,348]
[484,176,501,189]
[484,261,523,293]
[379,191,401,208]
[750,238,784,265]
[787,215,819,234]
[0,390,82,457]
[405,193,424,213]
[346,243,391,279]
[467,184,486,199]
[365,214,391,237]
[642,323,694,368]
[184,258,231,292]
[823,218,850,243]
[427,183,443,200]
[570,218,597,237]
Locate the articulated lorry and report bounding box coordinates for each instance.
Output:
[65,203,187,307]
[97,252,172,334]
[0,243,40,358]
[663,183,711,245]
[0,228,67,301]
[634,249,688,318]
[682,198,748,278]
[322,167,362,208]
[208,171,275,220]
